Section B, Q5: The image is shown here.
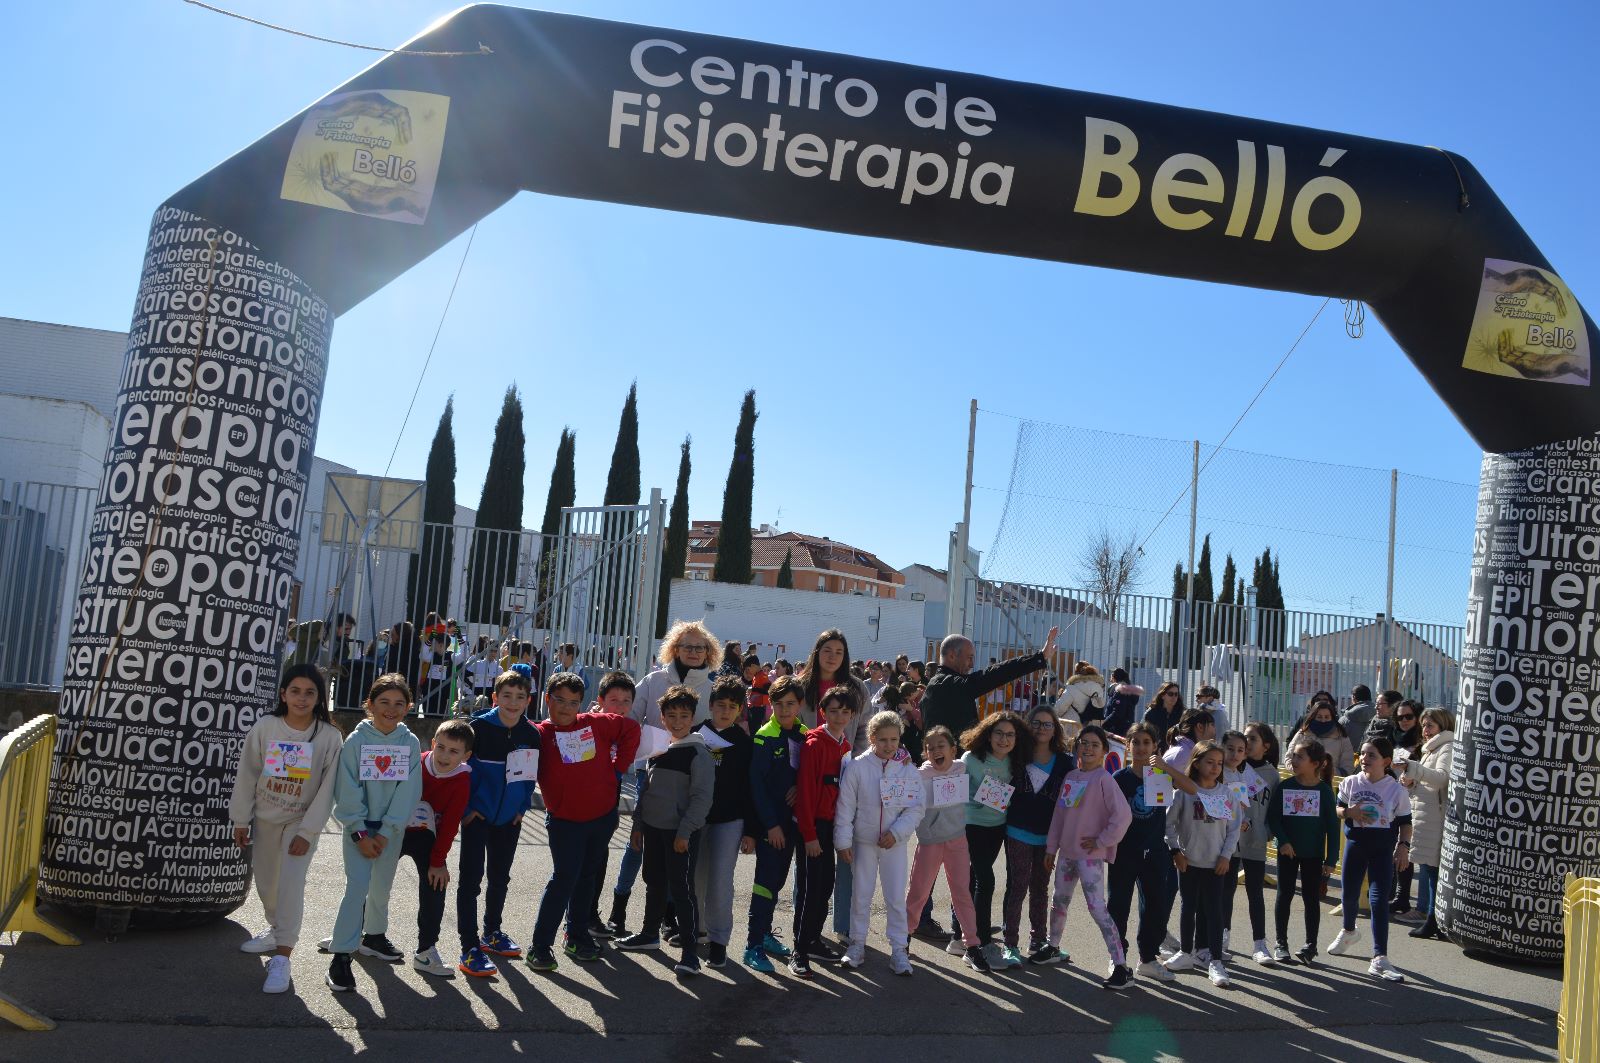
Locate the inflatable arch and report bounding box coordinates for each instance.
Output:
[42,6,1597,961]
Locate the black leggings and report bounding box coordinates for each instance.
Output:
[1275,854,1324,948]
[963,823,1007,945]
[1179,865,1226,958]
[1221,856,1267,941]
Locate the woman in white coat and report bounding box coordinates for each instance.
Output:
[1400,707,1454,940]
[1057,662,1106,740]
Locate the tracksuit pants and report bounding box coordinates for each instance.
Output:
[794,819,835,954]
[331,824,403,954]
[1107,845,1175,965]
[693,819,745,947]
[248,818,319,949]
[746,822,798,951]
[906,836,981,949]
[400,828,447,951]
[844,837,910,948]
[640,824,700,963]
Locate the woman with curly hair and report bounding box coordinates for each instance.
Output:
[956,710,1032,966]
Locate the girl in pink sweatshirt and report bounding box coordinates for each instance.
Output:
[1043,725,1134,989]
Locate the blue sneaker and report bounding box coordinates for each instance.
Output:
[480,930,522,958]
[457,947,498,978]
[761,933,793,959]
[744,946,776,973]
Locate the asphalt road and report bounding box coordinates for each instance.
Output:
[0,816,1561,1062]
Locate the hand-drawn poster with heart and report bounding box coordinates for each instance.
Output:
[359,744,412,781]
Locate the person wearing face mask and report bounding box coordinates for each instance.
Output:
[1287,695,1355,777]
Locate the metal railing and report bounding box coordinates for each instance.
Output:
[960,577,1463,734]
[0,715,80,1030]
[0,481,96,690]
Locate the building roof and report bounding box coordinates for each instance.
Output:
[686,521,903,584]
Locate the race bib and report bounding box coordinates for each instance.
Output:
[556,727,597,765]
[506,746,540,782]
[264,740,311,780]
[931,774,966,808]
[1283,790,1320,817]
[1142,766,1175,807]
[1245,773,1267,799]
[1197,790,1233,821]
[408,799,436,832]
[359,744,411,781]
[880,776,919,807]
[972,775,1015,812]
[1058,779,1088,809]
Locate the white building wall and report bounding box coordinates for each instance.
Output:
[0,396,110,492]
[0,317,126,421]
[665,579,926,664]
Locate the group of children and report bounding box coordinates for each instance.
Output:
[228,660,1416,997]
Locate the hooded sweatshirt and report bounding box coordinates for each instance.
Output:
[536,710,640,823]
[634,731,714,841]
[915,758,970,844]
[696,720,756,829]
[795,725,853,843]
[1164,783,1242,868]
[834,748,925,848]
[228,715,343,842]
[1045,766,1132,862]
[407,751,471,866]
[333,718,423,841]
[1232,759,1279,862]
[465,707,542,826]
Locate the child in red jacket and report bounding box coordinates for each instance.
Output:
[790,684,859,978]
[402,719,474,977]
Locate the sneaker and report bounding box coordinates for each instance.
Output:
[1252,940,1275,965]
[588,918,615,941]
[616,932,661,951]
[964,945,992,973]
[1162,950,1198,972]
[913,920,950,942]
[1207,960,1231,987]
[479,930,523,958]
[788,953,813,979]
[1221,929,1231,955]
[412,947,455,978]
[1027,944,1062,966]
[359,934,404,963]
[316,937,334,953]
[840,943,866,969]
[1135,958,1174,981]
[457,947,498,977]
[1295,944,1318,965]
[761,933,793,959]
[674,956,702,977]
[1273,945,1293,963]
[744,946,776,973]
[1000,945,1023,969]
[1160,932,1181,955]
[526,945,559,972]
[664,929,683,948]
[1103,964,1132,990]
[325,953,355,992]
[563,938,601,963]
[1369,955,1405,982]
[706,943,727,968]
[262,955,292,994]
[807,939,842,962]
[1195,948,1213,964]
[890,947,912,976]
[1327,929,1358,956]
[945,937,966,957]
[241,929,277,954]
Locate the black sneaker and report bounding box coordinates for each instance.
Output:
[616,933,661,952]
[563,937,601,963]
[1103,964,1132,990]
[964,945,992,973]
[359,934,404,963]
[788,953,813,979]
[807,939,842,962]
[1295,944,1317,965]
[913,920,950,942]
[674,955,702,977]
[326,953,356,992]
[588,918,615,941]
[526,945,558,972]
[706,943,727,968]
[1026,943,1061,966]
[664,929,683,948]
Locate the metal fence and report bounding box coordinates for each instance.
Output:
[0,481,96,690]
[959,577,1463,736]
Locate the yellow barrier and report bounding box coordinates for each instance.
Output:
[0,715,80,1031]
[1562,874,1600,1063]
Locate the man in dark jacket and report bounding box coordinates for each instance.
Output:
[921,626,1059,743]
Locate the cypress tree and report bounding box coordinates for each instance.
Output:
[466,386,525,624]
[602,383,641,507]
[776,547,795,589]
[408,397,456,624]
[596,384,642,640]
[1218,554,1237,605]
[534,428,576,629]
[713,390,758,585]
[1194,535,1214,603]
[1216,552,1238,647]
[657,437,691,637]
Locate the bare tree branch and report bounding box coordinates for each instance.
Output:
[1077,526,1144,623]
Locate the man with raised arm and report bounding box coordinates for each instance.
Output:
[921,627,1059,741]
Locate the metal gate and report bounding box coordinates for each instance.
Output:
[0,480,96,690]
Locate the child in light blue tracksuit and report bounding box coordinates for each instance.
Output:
[325,675,423,993]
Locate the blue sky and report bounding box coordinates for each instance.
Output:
[4,1,1596,623]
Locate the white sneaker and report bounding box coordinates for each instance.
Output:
[412,946,455,978]
[1327,929,1358,956]
[1161,932,1181,954]
[1252,940,1275,965]
[262,955,291,994]
[945,937,965,956]
[1135,958,1175,981]
[316,936,334,953]
[841,943,866,969]
[240,929,277,954]
[1369,955,1405,982]
[983,942,1010,969]
[890,947,912,976]
[1195,948,1212,964]
[1162,950,1198,972]
[1207,960,1231,987]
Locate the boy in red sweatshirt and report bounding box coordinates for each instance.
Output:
[790,684,859,978]
[402,719,474,977]
[528,670,642,970]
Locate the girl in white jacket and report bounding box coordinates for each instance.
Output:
[836,710,926,975]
